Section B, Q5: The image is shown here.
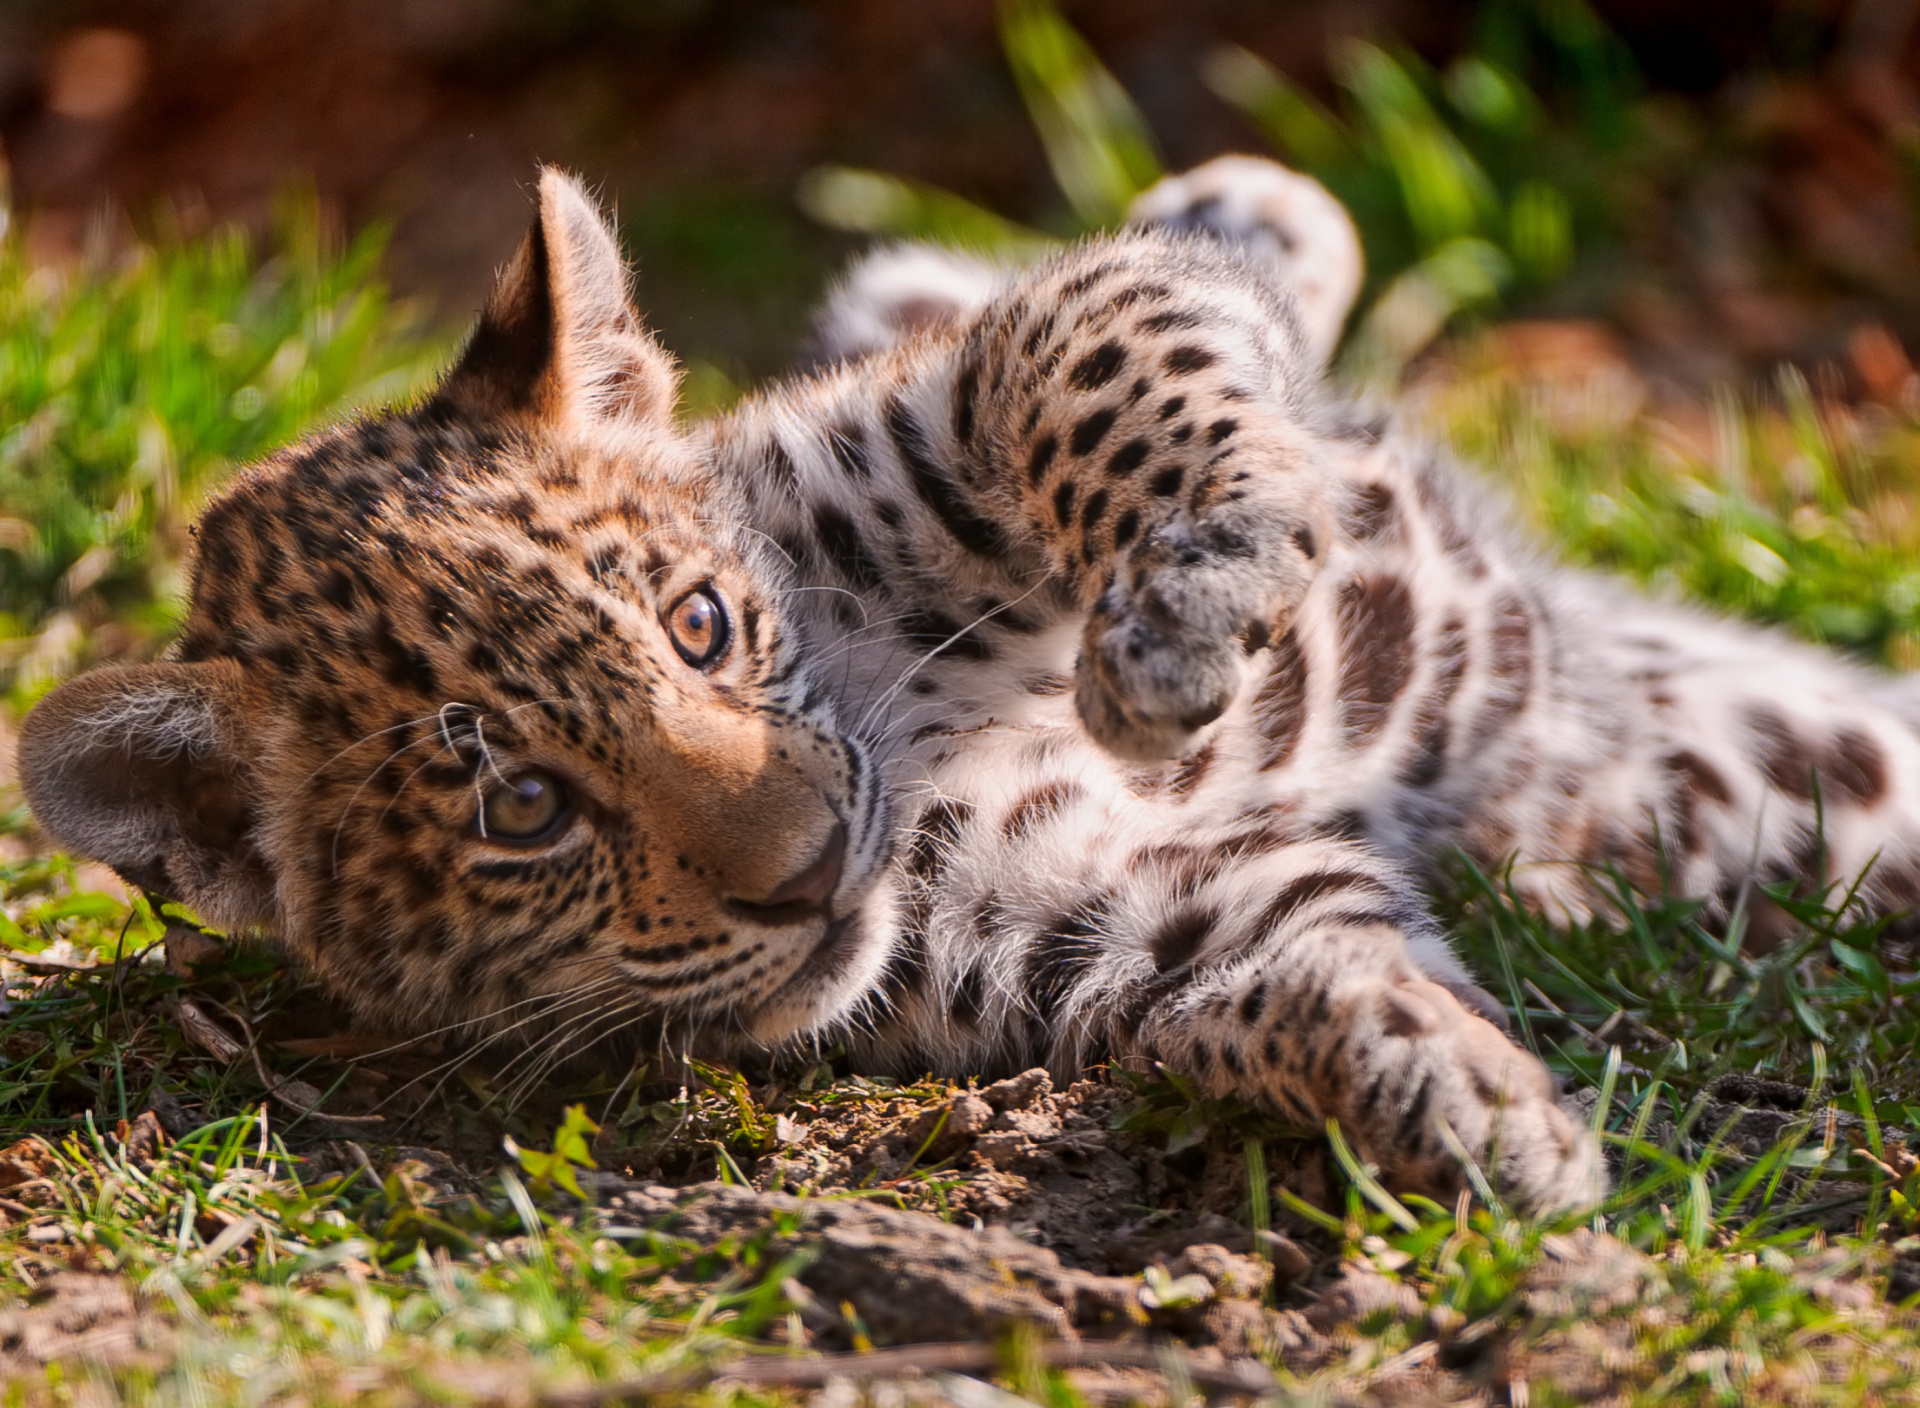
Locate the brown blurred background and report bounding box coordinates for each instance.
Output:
[0,0,1912,383]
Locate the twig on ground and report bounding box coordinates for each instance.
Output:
[174,997,384,1126]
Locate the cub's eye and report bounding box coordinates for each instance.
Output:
[480,771,570,842]
[667,586,731,669]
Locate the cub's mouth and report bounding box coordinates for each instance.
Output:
[733,815,883,1011]
[722,820,847,928]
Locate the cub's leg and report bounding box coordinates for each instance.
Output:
[944,162,1361,760]
[1534,607,1920,934]
[850,798,1603,1213]
[944,242,1342,763]
[1117,894,1601,1213]
[769,160,1364,763]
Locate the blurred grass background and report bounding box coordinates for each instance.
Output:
[7,0,1920,688]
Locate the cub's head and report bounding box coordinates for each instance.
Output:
[18,172,894,1053]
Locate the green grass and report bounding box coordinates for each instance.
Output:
[0,192,441,700]
[4,1108,810,1401]
[1431,355,1920,668]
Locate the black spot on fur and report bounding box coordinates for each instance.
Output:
[1001,779,1086,840]
[1238,982,1268,1024]
[1670,748,1734,806]
[897,799,975,939]
[1415,461,1486,575]
[1149,908,1219,973]
[1163,345,1217,375]
[1149,465,1185,497]
[1255,630,1308,772]
[876,925,932,1002]
[1023,314,1056,358]
[1256,870,1392,937]
[1829,727,1889,805]
[1748,705,1816,800]
[1027,433,1059,486]
[886,396,1008,557]
[901,609,995,661]
[952,966,987,1025]
[1027,901,1109,1023]
[813,505,884,589]
[1140,309,1203,333]
[1664,748,1733,858]
[1401,615,1467,788]
[1070,407,1118,457]
[1053,479,1078,526]
[954,360,979,446]
[825,423,871,481]
[1470,592,1532,745]
[1346,482,1398,541]
[1105,438,1150,477]
[1060,262,1118,298]
[765,439,799,494]
[1069,341,1127,391]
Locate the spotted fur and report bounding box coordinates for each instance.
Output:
[37,159,1920,1215]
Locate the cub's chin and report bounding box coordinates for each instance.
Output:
[739,888,902,1048]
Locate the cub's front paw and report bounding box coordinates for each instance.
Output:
[1075,602,1253,763]
[1073,498,1316,763]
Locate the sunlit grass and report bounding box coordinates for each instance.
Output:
[1426,344,1920,667]
[0,193,442,702]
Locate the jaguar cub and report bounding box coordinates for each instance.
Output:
[24,159,1920,1214]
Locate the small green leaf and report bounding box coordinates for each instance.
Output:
[504,1104,600,1199]
[29,892,127,924]
[1830,939,1890,1002]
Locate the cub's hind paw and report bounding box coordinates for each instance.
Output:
[1126,155,1363,368]
[1428,989,1606,1215]
[1351,980,1606,1216]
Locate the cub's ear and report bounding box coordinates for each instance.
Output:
[433,168,679,430]
[18,661,277,932]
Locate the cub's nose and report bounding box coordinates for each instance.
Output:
[727,821,846,923]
